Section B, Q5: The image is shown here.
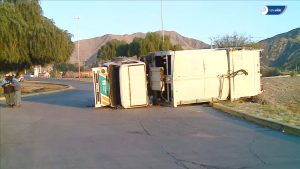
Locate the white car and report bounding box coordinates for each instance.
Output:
[24,73,36,78]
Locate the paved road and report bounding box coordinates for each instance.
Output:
[1,79,300,169]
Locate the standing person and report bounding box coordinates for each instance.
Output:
[1,73,15,107]
[12,72,21,107]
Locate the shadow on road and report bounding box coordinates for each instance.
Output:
[22,89,95,108]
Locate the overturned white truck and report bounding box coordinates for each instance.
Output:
[92,59,148,108]
[92,49,262,108]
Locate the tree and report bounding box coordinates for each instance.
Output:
[143,32,161,53]
[0,2,29,70]
[117,44,129,56]
[98,39,127,61]
[128,37,142,56]
[161,36,172,50]
[0,0,74,71]
[53,63,77,72]
[210,32,253,48]
[172,44,183,51]
[97,32,183,61]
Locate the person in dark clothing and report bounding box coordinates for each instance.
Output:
[1,73,15,107]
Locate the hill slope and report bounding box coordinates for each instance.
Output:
[257,28,300,69]
[69,31,209,65]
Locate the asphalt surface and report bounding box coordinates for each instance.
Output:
[1,78,300,169]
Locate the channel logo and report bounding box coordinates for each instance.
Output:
[261,5,286,15]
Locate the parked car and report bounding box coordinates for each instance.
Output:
[24,73,37,78]
[38,72,50,78]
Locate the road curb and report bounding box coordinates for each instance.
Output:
[211,102,300,137]
[0,83,74,101]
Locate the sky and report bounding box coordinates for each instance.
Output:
[40,0,300,44]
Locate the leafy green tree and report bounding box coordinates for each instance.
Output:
[128,37,142,56]
[97,45,110,61]
[117,44,129,56]
[161,36,172,50]
[0,2,29,70]
[53,63,77,72]
[141,32,161,55]
[0,0,74,71]
[97,32,183,61]
[98,39,127,60]
[142,32,182,53]
[172,44,183,51]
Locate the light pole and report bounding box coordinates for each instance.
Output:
[74,16,81,81]
[161,0,164,46]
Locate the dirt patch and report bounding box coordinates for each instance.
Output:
[259,76,300,113]
[0,81,69,97]
[223,76,300,127]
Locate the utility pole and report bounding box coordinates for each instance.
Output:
[161,0,164,47]
[74,16,81,81]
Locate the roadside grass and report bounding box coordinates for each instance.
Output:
[223,100,300,127]
[0,81,68,98]
[222,77,300,128]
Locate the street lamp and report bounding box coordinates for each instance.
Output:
[74,16,81,81]
[161,0,164,45]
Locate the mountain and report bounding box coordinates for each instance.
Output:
[69,31,209,66]
[257,28,300,69]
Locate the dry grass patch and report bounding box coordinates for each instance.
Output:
[222,76,300,127]
[0,81,68,97]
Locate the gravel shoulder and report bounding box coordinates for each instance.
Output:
[223,76,300,127]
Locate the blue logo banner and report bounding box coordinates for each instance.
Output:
[261,6,286,15]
